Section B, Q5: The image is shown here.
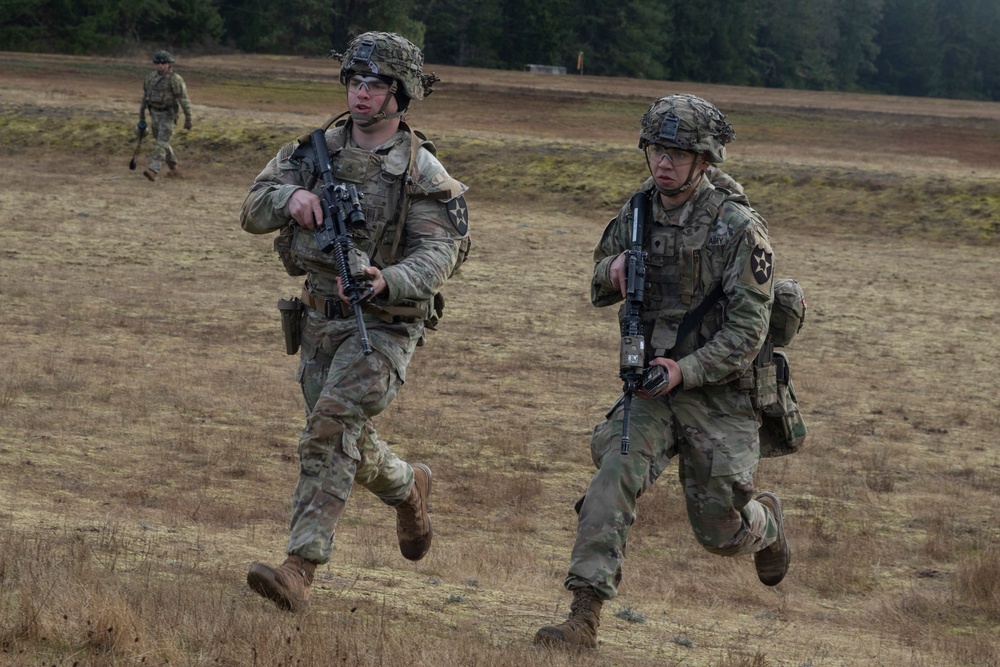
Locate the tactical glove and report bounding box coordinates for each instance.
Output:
[184,117,193,130]
[135,119,148,139]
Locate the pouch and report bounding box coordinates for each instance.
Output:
[752,358,778,411]
[759,351,807,457]
[278,297,304,355]
[273,224,306,276]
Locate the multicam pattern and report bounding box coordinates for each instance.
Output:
[638,94,736,163]
[140,70,191,173]
[331,31,437,100]
[565,176,781,600]
[240,121,467,566]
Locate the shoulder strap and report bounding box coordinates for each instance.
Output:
[387,123,426,261]
[669,197,755,352]
[674,282,725,348]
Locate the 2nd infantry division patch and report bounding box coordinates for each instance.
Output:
[447,196,469,235]
[751,246,773,285]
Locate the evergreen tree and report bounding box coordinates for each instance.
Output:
[867,0,943,96]
[417,0,504,67]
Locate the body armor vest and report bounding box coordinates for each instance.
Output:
[640,186,749,358]
[286,126,415,297]
[144,73,178,110]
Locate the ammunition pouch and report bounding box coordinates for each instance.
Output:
[277,297,304,355]
[759,350,807,458]
[750,342,778,411]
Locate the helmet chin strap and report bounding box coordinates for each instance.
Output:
[648,159,702,197]
[350,80,406,128]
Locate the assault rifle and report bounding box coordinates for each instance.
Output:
[308,128,374,355]
[616,192,650,455]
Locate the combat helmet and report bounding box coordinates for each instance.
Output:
[331,32,438,105]
[639,94,735,163]
[152,50,175,64]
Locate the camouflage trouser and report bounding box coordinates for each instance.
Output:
[147,108,177,172]
[285,311,422,564]
[564,384,780,600]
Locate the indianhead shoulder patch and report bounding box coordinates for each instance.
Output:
[750,245,773,285]
[447,195,469,235]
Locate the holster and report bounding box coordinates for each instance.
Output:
[277,297,304,355]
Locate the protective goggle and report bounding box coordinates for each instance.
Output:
[346,75,392,96]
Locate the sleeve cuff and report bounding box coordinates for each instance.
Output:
[594,256,616,291]
[273,185,304,217]
[380,265,404,304]
[677,356,706,389]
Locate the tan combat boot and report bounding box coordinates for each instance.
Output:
[142,169,157,182]
[165,161,181,176]
[754,492,791,586]
[534,586,603,649]
[246,554,316,612]
[396,463,432,561]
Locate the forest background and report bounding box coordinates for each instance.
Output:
[3,0,1000,102]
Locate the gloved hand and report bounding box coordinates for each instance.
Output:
[184,117,193,130]
[135,119,147,139]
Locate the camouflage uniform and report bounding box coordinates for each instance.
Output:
[139,51,192,175]
[566,175,779,600]
[561,95,785,602]
[239,33,468,569]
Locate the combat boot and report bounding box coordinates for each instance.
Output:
[166,161,181,177]
[246,554,316,612]
[142,169,157,182]
[754,492,791,586]
[395,463,432,561]
[534,586,603,649]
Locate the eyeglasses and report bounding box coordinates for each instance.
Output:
[645,144,697,167]
[347,75,391,96]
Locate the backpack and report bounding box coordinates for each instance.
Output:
[757,278,808,458]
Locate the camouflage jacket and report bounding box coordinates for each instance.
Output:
[592,176,774,390]
[141,70,192,119]
[239,122,468,317]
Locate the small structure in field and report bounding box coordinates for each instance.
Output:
[524,64,566,75]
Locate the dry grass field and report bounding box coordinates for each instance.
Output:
[1,51,999,667]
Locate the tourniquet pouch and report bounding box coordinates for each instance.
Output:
[758,350,807,458]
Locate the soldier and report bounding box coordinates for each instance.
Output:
[534,95,789,649]
[239,32,470,612]
[137,50,193,182]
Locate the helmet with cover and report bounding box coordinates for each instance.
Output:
[152,50,175,64]
[332,31,437,110]
[638,94,735,163]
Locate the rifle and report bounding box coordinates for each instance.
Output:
[129,120,147,170]
[308,128,374,356]
[616,191,650,455]
[131,87,151,170]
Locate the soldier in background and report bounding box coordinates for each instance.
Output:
[137,50,192,182]
[534,94,789,649]
[239,31,470,613]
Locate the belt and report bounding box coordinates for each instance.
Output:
[300,287,349,319]
[299,286,425,324]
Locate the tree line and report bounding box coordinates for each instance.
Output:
[4,0,999,101]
